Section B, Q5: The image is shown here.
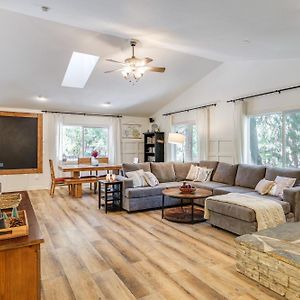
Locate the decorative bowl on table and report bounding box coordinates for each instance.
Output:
[179,183,196,194]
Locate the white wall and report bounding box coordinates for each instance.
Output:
[0,107,149,192]
[154,59,300,162]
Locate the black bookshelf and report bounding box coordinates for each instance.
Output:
[143,132,164,162]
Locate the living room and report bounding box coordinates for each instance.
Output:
[0,1,299,300]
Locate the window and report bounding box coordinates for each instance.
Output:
[173,123,199,162]
[62,125,109,160]
[248,110,300,168]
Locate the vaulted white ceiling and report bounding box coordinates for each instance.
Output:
[0,0,299,116]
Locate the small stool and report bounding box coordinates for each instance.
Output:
[98,180,123,213]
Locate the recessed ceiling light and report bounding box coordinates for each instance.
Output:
[36,96,47,101]
[62,52,99,88]
[101,102,112,107]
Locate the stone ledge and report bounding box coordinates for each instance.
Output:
[235,222,300,299]
[236,223,300,268]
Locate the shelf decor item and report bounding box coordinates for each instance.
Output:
[151,123,159,132]
[12,207,19,218]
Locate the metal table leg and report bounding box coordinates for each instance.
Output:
[191,199,194,224]
[162,195,165,219]
[98,182,101,209]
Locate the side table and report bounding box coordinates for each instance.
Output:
[98,180,123,213]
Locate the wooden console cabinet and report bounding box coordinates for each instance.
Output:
[0,191,43,300]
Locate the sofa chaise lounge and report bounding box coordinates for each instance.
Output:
[118,161,300,235]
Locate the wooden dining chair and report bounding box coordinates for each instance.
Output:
[97,157,109,177]
[78,157,94,189]
[97,157,109,163]
[77,157,109,192]
[78,157,91,164]
[78,157,108,188]
[49,159,72,197]
[78,157,109,177]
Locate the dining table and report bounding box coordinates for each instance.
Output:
[58,163,122,198]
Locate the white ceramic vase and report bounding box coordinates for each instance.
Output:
[91,156,98,166]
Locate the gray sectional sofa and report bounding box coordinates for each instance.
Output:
[118,161,300,235]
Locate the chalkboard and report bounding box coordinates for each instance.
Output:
[0,112,43,175]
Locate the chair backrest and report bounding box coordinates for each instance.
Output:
[97,157,109,163]
[78,157,91,164]
[78,157,108,164]
[49,159,55,181]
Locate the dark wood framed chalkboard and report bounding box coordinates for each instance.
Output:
[0,112,43,175]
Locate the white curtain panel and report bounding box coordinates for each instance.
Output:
[196,108,209,160]
[109,117,122,164]
[233,101,246,163]
[44,113,63,176]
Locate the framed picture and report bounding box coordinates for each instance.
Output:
[122,124,142,139]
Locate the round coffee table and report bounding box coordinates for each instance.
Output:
[161,188,212,224]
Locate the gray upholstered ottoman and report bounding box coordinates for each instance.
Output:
[205,196,294,235]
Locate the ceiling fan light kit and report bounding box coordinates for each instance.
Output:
[105,40,166,84]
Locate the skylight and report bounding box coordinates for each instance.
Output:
[62,52,99,88]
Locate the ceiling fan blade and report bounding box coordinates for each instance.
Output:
[106,59,124,64]
[147,66,166,73]
[143,57,153,64]
[104,69,123,73]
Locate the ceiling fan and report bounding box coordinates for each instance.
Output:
[105,40,166,84]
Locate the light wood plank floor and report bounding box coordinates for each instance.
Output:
[29,188,283,300]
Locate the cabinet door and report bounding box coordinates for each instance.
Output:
[0,245,40,300]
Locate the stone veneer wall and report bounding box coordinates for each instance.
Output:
[236,243,300,299]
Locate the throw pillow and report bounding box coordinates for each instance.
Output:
[144,172,159,187]
[186,165,199,180]
[126,169,148,188]
[194,168,213,182]
[268,176,296,198]
[205,168,214,181]
[255,179,275,195]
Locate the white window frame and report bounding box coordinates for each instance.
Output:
[62,124,109,163]
[172,121,198,162]
[246,109,300,167]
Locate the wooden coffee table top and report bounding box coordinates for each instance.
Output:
[162,187,212,199]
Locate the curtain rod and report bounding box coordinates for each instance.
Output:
[227,84,300,103]
[42,110,122,118]
[162,103,217,116]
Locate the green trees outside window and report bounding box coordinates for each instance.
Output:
[173,123,199,162]
[249,111,299,167]
[62,126,109,160]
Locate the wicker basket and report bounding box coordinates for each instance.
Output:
[0,193,22,209]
